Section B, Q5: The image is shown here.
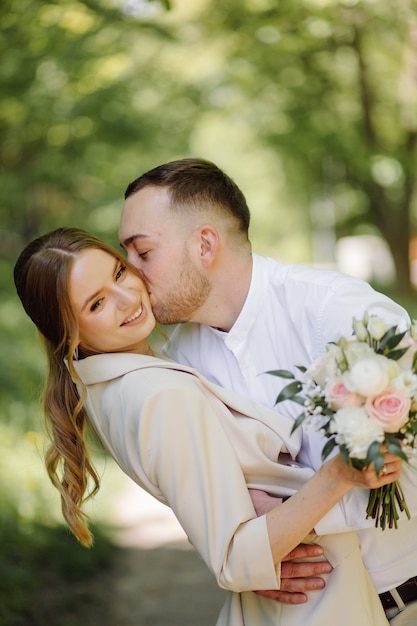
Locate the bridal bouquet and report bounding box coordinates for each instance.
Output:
[269,312,417,529]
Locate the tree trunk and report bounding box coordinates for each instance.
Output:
[368,184,414,296]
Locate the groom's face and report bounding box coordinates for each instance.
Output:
[119,186,211,325]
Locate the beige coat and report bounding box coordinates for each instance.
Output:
[73,352,388,626]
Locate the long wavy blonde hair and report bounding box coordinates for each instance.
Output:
[14,227,140,546]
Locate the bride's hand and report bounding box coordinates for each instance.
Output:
[324,451,403,490]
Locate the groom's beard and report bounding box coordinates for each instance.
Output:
[151,249,211,325]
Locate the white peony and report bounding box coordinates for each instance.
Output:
[345,354,390,396]
[330,407,385,459]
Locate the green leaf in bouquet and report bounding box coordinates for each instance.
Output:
[339,444,351,466]
[385,434,409,462]
[290,411,307,434]
[321,437,337,460]
[351,457,366,471]
[295,365,307,373]
[378,328,406,352]
[366,440,383,468]
[373,452,385,476]
[385,347,409,361]
[322,405,335,418]
[266,369,295,379]
[275,380,303,404]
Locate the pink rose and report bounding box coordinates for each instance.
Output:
[325,378,364,410]
[365,387,411,433]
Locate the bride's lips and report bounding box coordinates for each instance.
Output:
[121,303,144,326]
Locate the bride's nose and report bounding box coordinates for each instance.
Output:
[114,286,136,309]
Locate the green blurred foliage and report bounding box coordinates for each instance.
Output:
[0,0,196,253]
[0,512,118,625]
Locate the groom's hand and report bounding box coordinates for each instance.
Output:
[249,489,332,604]
[255,544,333,604]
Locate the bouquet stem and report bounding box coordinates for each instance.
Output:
[366,481,410,530]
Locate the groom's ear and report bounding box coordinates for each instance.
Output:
[198,225,218,268]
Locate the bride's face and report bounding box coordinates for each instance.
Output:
[69,247,155,355]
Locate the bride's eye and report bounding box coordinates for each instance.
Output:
[116,264,127,280]
[90,298,103,312]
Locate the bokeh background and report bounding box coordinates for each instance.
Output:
[1,0,416,623]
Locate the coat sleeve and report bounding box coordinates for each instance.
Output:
[117,375,280,592]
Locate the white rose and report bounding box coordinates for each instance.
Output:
[330,407,385,459]
[367,316,387,341]
[345,354,390,396]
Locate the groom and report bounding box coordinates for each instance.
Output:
[119,157,417,623]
